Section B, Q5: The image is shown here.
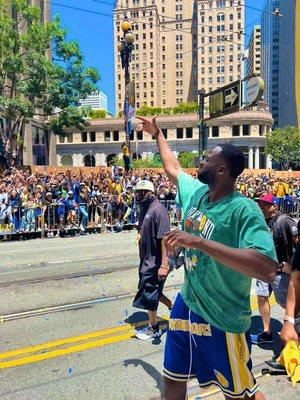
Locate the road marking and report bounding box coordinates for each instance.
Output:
[0,332,133,369]
[0,295,276,370]
[0,316,168,360]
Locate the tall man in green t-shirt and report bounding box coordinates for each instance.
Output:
[137,116,278,400]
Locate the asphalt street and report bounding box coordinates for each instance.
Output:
[0,234,299,399]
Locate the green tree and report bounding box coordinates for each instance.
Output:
[89,109,107,119]
[136,102,198,117]
[0,0,99,166]
[264,126,300,170]
[178,151,197,168]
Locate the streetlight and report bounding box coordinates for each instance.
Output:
[198,89,206,160]
[117,17,135,151]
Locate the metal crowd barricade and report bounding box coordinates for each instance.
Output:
[160,200,181,228]
[2,196,298,239]
[278,197,300,218]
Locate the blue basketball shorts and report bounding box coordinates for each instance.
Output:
[163,294,258,398]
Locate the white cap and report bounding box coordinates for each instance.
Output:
[136,180,155,193]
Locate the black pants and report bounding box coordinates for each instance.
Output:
[123,155,131,173]
[133,273,165,312]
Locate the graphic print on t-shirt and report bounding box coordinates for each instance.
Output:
[185,207,215,240]
[184,206,215,273]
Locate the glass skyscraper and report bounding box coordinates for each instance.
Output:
[261,0,280,127]
[261,0,297,128]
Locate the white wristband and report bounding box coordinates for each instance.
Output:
[284,315,295,324]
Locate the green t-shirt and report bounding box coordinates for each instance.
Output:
[177,172,277,333]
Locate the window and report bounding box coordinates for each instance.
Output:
[232,125,240,136]
[81,132,87,142]
[259,125,264,136]
[243,125,250,136]
[113,131,119,141]
[176,128,183,139]
[162,129,168,139]
[104,131,110,142]
[90,132,96,142]
[212,127,219,137]
[186,127,193,138]
[137,130,143,140]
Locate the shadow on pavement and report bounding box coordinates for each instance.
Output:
[124,311,149,325]
[123,359,164,398]
[250,315,283,356]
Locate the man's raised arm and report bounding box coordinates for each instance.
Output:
[136,116,182,185]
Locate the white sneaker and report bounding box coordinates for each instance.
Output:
[135,325,162,340]
[80,224,85,232]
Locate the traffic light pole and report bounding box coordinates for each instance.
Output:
[198,89,206,159]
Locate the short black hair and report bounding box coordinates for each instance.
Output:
[219,144,245,178]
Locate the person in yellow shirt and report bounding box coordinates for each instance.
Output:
[274,178,288,198]
[122,142,131,173]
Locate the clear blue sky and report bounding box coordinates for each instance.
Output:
[51,0,266,116]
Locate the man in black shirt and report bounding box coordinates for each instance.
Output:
[265,234,300,371]
[133,180,172,340]
[252,193,298,345]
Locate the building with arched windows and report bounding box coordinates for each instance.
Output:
[56,103,274,169]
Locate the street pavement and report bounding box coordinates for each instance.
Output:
[0,234,299,399]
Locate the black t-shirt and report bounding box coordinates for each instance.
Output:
[267,213,298,264]
[139,198,170,275]
[292,245,300,272]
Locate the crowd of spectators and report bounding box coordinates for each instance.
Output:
[0,166,299,238]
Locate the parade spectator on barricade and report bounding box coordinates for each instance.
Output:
[10,189,22,232]
[43,192,56,237]
[65,190,77,228]
[77,183,89,233]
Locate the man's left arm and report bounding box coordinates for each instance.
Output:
[164,209,278,283]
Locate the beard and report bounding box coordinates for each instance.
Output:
[197,169,215,185]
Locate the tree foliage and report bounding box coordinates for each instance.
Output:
[264,126,300,170]
[0,0,99,164]
[177,151,197,168]
[135,102,198,117]
[89,109,107,119]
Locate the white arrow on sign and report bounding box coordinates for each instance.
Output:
[225,88,238,106]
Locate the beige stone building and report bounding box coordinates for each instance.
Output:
[56,103,273,170]
[114,0,197,115]
[197,0,244,93]
[246,24,261,76]
[114,0,244,115]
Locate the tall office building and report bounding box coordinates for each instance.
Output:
[197,0,244,93]
[79,91,108,111]
[261,0,280,127]
[261,0,298,128]
[278,1,297,128]
[114,0,197,115]
[246,25,261,76]
[114,0,245,115]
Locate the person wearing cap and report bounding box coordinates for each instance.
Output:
[137,115,278,400]
[251,193,298,346]
[133,179,172,340]
[251,193,298,372]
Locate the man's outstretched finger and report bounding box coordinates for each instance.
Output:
[136,116,147,122]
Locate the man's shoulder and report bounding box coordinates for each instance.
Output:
[229,193,261,214]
